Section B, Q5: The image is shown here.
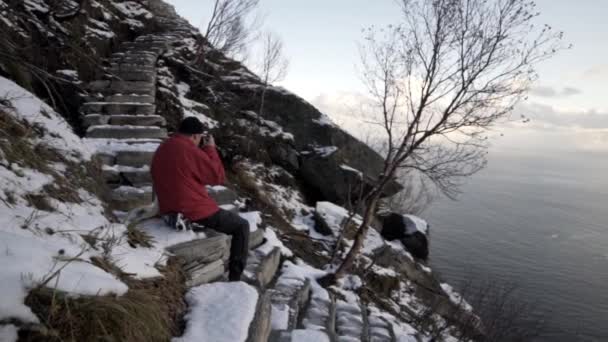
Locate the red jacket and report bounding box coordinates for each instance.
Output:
[151,134,225,221]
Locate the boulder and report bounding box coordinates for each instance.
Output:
[300,146,402,206]
[380,213,429,260]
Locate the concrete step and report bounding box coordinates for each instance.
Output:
[84,114,166,127]
[335,300,368,342]
[243,247,281,289]
[368,314,396,342]
[110,185,153,211]
[86,125,167,139]
[300,292,336,338]
[82,102,156,115]
[95,147,157,168]
[102,164,152,187]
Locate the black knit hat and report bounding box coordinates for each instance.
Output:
[178,117,205,135]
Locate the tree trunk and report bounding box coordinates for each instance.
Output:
[259,85,267,116]
[332,195,380,281]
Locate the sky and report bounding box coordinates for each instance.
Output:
[165,0,608,155]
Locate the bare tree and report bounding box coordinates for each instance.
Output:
[322,0,565,283]
[197,0,260,61]
[257,31,289,116]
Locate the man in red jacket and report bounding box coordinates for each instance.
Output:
[151,117,249,281]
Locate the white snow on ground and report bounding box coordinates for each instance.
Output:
[173,282,258,342]
[291,329,331,342]
[441,283,473,312]
[0,76,93,160]
[259,227,293,257]
[177,82,218,129]
[313,145,338,157]
[0,324,18,342]
[111,1,153,19]
[239,211,261,232]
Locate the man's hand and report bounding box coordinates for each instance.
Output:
[203,134,216,147]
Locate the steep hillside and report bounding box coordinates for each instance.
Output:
[0,1,481,341]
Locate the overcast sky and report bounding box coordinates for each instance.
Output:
[165,0,608,155]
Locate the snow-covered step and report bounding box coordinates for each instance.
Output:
[86,125,167,139]
[111,51,158,59]
[368,314,396,342]
[300,292,336,337]
[82,102,156,115]
[84,114,166,127]
[110,185,154,211]
[102,164,152,187]
[275,329,332,342]
[176,282,270,342]
[335,300,368,342]
[269,275,311,336]
[243,247,282,289]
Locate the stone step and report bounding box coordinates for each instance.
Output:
[335,300,368,342]
[184,258,225,288]
[82,102,156,115]
[102,164,152,187]
[269,276,311,337]
[300,292,336,338]
[96,148,157,168]
[86,125,167,139]
[249,227,265,250]
[110,185,153,211]
[273,330,331,342]
[105,94,155,104]
[112,51,158,59]
[368,314,396,342]
[106,71,156,82]
[88,80,156,96]
[109,63,156,74]
[243,247,281,289]
[84,114,166,127]
[167,234,232,265]
[247,291,273,342]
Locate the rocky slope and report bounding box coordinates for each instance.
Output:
[0,1,481,341]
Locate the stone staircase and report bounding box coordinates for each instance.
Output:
[83,33,175,212]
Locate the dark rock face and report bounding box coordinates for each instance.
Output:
[381,213,429,259]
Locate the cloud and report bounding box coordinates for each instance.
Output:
[529,86,582,98]
[581,64,608,80]
[514,102,608,130]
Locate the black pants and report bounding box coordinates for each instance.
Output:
[196,209,250,281]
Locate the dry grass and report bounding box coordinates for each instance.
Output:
[126,223,155,248]
[22,262,187,342]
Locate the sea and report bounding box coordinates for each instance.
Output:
[426,150,608,341]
